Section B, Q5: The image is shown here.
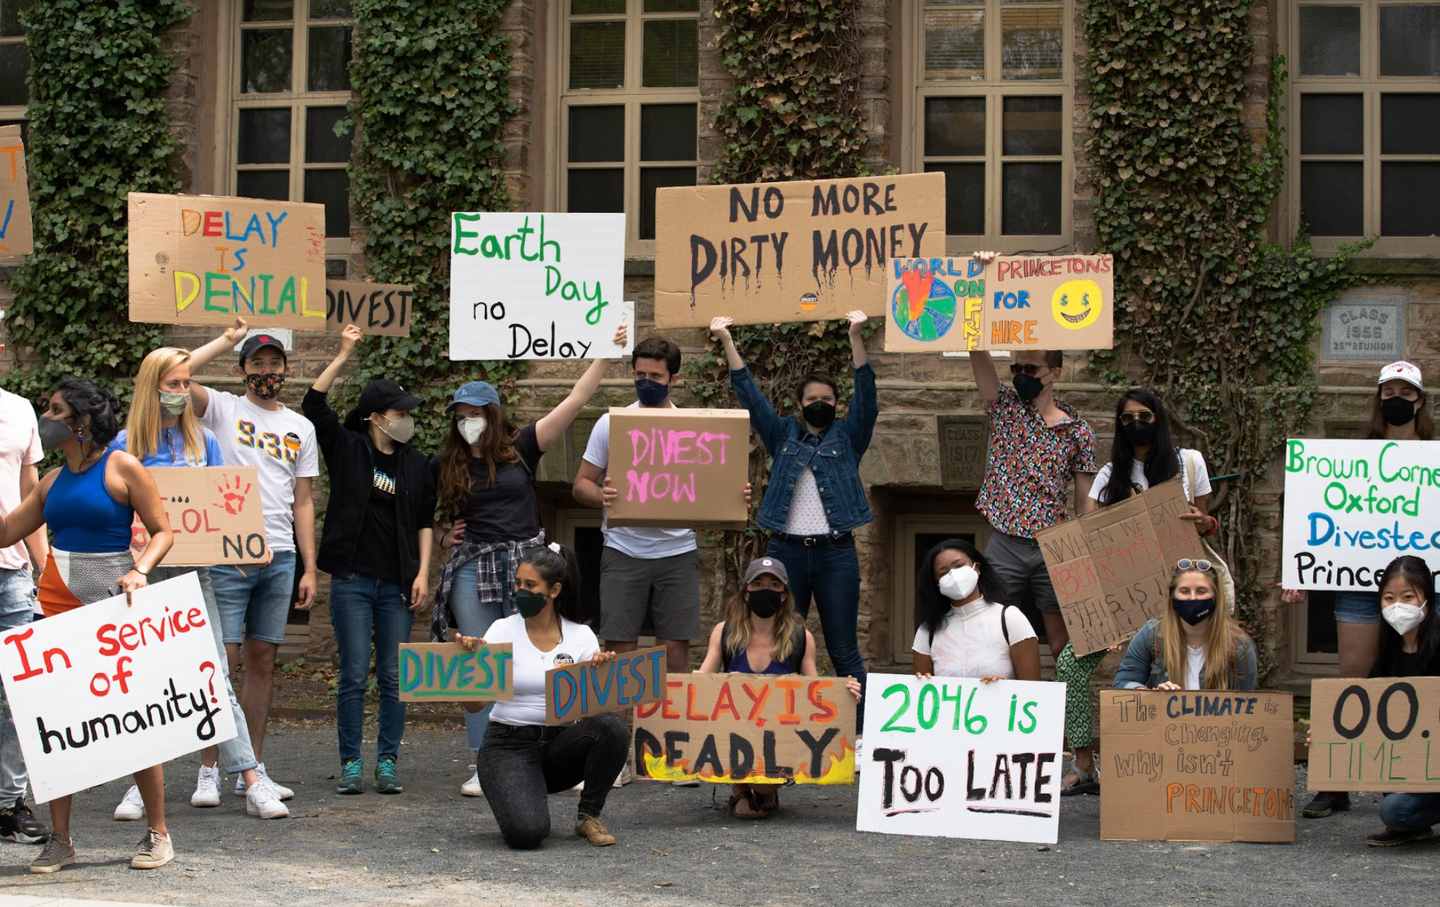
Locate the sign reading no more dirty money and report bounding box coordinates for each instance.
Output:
[1308,677,1440,792]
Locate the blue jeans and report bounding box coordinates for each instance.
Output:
[0,566,35,805]
[211,551,299,645]
[1381,793,1440,831]
[330,573,414,763]
[1334,590,1379,624]
[448,559,507,751]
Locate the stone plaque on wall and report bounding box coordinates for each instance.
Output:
[1321,293,1406,361]
[937,415,990,491]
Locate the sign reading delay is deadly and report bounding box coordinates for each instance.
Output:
[449,212,632,361]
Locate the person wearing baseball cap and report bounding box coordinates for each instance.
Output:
[697,556,860,819]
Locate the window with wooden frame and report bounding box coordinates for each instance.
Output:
[0,0,33,142]
[1292,1,1440,255]
[554,0,699,255]
[908,0,1073,252]
[229,0,353,259]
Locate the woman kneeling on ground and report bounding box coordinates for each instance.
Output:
[1114,559,1256,692]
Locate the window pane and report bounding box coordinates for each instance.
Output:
[642,20,698,87]
[1380,5,1440,76]
[569,106,624,162]
[238,108,292,164]
[1299,6,1361,76]
[1003,96,1062,155]
[1002,162,1062,235]
[1,0,33,37]
[1382,163,1440,235]
[1300,161,1363,236]
[572,0,624,12]
[924,162,984,235]
[306,106,350,162]
[0,44,26,107]
[640,167,697,240]
[570,21,625,89]
[643,0,698,11]
[308,26,352,91]
[236,170,291,201]
[640,104,696,160]
[925,8,984,80]
[305,169,350,238]
[1002,5,1063,81]
[567,169,624,213]
[1300,94,1363,154]
[925,96,985,157]
[309,0,352,17]
[241,28,292,93]
[243,0,293,21]
[1382,94,1440,154]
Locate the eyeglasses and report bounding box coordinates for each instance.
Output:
[1119,411,1156,425]
[1175,558,1214,573]
[1009,363,1044,377]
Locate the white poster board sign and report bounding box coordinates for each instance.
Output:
[1281,438,1440,591]
[856,674,1065,844]
[0,572,237,803]
[448,212,632,361]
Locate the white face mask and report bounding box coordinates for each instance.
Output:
[1383,601,1427,636]
[938,564,980,602]
[458,416,487,446]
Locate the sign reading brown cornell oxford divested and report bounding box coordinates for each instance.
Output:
[1307,677,1440,792]
[653,173,945,328]
[606,408,750,530]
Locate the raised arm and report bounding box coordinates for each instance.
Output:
[536,322,627,452]
[847,309,868,368]
[187,317,250,416]
[967,251,1000,403]
[715,318,786,455]
[313,324,361,394]
[709,316,745,371]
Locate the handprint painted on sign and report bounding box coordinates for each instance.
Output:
[214,474,253,517]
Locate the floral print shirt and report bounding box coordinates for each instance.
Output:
[976,385,1098,538]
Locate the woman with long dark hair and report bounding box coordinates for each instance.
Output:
[912,537,1041,682]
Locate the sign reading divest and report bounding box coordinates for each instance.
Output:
[448,212,632,360]
[326,280,414,336]
[1307,677,1440,792]
[128,193,328,330]
[398,643,514,702]
[654,173,945,328]
[884,254,1114,353]
[605,407,750,529]
[1100,689,1295,843]
[0,125,33,259]
[545,645,665,725]
[0,572,237,803]
[1036,481,1204,656]
[633,673,856,785]
[1281,439,1440,591]
[130,467,269,567]
[855,675,1065,844]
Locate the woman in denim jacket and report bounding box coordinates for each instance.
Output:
[1115,559,1257,691]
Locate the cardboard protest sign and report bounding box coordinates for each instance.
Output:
[1100,689,1295,843]
[0,125,33,259]
[0,572,237,803]
[545,645,665,725]
[634,673,856,784]
[605,407,750,530]
[448,212,632,360]
[128,193,328,331]
[398,643,514,702]
[1281,439,1440,591]
[884,254,1114,353]
[654,173,945,328]
[1307,677,1440,792]
[856,675,1065,844]
[326,280,414,337]
[1036,480,1204,656]
[130,467,268,567]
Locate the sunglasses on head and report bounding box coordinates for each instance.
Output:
[1119,411,1156,425]
[1010,363,1044,377]
[1175,558,1215,574]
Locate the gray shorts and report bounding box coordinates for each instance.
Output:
[598,547,700,643]
[984,530,1060,614]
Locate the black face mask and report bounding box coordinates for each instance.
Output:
[1120,420,1157,447]
[1381,396,1417,427]
[635,378,670,407]
[1013,374,1044,402]
[802,401,836,431]
[38,417,74,452]
[513,589,548,619]
[747,589,784,619]
[1173,597,1215,626]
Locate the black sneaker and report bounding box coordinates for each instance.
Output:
[1302,791,1351,818]
[1367,827,1437,847]
[0,801,50,844]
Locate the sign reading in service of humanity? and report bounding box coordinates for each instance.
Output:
[326,280,414,337]
[653,173,945,328]
[0,572,238,803]
[1281,439,1440,591]
[448,212,634,361]
[1036,480,1204,656]
[128,193,328,331]
[633,673,857,784]
[0,125,33,258]
[130,467,269,567]
[1100,690,1295,843]
[605,408,751,530]
[855,675,1065,844]
[545,645,666,725]
[398,643,514,702]
[883,254,1114,352]
[1307,677,1440,792]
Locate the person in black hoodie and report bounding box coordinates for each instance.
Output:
[303,324,437,796]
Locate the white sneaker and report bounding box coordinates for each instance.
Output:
[612,762,633,788]
[234,773,246,796]
[191,765,221,808]
[113,785,145,821]
[461,766,482,798]
[672,779,700,788]
[246,780,290,819]
[255,763,293,801]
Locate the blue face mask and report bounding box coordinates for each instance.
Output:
[635,378,670,407]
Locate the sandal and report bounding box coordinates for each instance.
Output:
[1061,770,1100,797]
[727,787,767,820]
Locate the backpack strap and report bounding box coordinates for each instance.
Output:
[999,605,1012,646]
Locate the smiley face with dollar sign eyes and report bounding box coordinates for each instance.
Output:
[1051,279,1104,330]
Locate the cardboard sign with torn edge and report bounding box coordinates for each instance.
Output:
[545,645,666,725]
[1307,677,1440,792]
[605,407,751,530]
[398,643,515,702]
[0,125,33,259]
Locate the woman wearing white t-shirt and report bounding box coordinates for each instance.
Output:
[455,543,628,849]
[912,538,1041,682]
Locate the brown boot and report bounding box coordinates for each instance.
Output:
[576,814,616,847]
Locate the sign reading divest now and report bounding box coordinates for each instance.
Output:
[654,173,945,328]
[856,675,1065,844]
[128,193,328,330]
[398,643,514,702]
[0,125,33,259]
[545,645,665,725]
[131,467,269,567]
[448,212,632,361]
[606,407,751,529]
[1308,677,1440,792]
[0,572,237,803]
[1281,439,1440,591]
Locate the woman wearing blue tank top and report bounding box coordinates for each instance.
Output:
[0,378,175,873]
